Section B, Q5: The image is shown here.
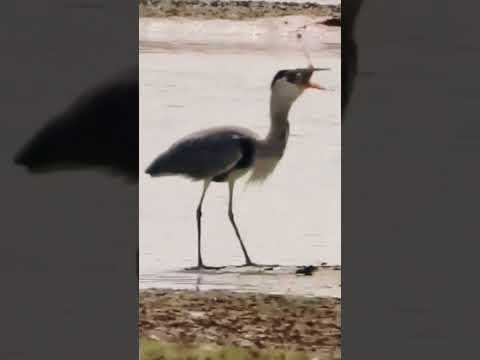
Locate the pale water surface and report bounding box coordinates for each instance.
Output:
[140,17,340,297]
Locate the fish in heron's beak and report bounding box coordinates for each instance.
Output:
[304,67,330,90]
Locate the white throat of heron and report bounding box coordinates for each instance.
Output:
[267,82,300,145]
[247,78,303,183]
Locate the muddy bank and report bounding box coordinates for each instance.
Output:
[139,0,340,20]
[139,289,341,357]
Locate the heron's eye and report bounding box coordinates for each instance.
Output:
[286,72,299,83]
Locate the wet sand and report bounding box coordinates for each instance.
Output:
[141,265,341,298]
[140,289,341,358]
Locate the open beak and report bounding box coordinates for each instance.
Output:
[306,67,330,90]
[306,82,327,90]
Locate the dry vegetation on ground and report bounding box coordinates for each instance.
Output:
[140,290,341,359]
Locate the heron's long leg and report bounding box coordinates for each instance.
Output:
[196,180,210,268]
[228,180,254,266]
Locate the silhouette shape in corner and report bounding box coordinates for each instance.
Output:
[14,68,139,182]
[13,68,139,278]
[342,0,363,122]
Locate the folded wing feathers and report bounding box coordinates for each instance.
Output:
[146,131,244,180]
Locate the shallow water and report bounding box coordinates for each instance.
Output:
[140,16,340,297]
[142,266,340,298]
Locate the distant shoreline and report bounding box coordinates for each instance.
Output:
[139,0,341,21]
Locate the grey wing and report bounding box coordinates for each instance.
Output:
[145,131,244,180]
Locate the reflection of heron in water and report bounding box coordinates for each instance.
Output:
[146,66,329,270]
[13,68,139,277]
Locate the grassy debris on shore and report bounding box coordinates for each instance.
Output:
[139,0,341,20]
[140,289,341,358]
[140,338,316,360]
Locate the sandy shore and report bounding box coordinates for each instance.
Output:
[139,0,341,21]
[139,289,341,358]
[139,15,341,57]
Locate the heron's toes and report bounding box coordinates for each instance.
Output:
[185,264,225,271]
[237,262,279,269]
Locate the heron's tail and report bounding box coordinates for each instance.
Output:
[145,158,165,176]
[145,153,174,177]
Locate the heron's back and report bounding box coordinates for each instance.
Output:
[145,126,258,181]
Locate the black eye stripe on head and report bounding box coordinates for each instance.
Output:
[271,70,288,88]
[271,69,305,88]
[286,72,300,82]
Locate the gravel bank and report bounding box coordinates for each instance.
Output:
[139,289,341,358]
[139,0,340,20]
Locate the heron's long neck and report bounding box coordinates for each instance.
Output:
[248,93,294,182]
[264,94,293,157]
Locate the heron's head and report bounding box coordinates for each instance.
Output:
[270,67,329,105]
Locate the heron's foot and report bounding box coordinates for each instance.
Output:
[186,264,225,271]
[237,262,255,268]
[237,261,279,269]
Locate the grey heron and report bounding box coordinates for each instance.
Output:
[145,66,329,269]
